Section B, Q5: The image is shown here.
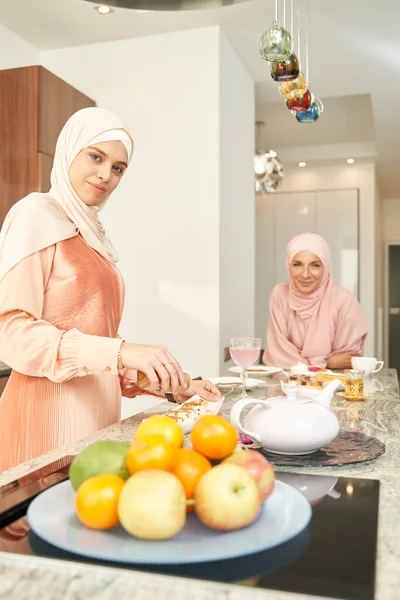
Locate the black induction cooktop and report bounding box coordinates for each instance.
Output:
[0,458,379,600]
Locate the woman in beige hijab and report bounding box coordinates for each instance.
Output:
[0,107,221,472]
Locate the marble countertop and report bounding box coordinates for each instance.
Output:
[1,369,399,600]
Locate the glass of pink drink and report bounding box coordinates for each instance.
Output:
[229,337,261,398]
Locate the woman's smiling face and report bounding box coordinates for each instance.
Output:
[289,250,324,294]
[68,141,128,207]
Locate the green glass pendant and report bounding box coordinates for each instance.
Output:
[259,25,293,62]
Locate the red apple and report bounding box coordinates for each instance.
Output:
[194,464,261,531]
[223,449,275,501]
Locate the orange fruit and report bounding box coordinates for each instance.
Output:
[126,434,176,474]
[75,474,125,530]
[173,448,212,511]
[191,415,238,460]
[135,415,184,449]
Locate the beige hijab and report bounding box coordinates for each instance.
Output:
[0,107,134,282]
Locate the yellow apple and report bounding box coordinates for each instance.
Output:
[118,470,186,540]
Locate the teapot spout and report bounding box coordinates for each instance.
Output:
[315,379,342,407]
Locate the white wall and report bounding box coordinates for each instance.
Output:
[382,199,400,241]
[40,27,254,381]
[219,33,255,372]
[263,163,377,356]
[0,23,39,69]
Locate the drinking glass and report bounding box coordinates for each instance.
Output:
[229,337,261,398]
[344,369,365,402]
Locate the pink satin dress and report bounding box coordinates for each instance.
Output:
[0,234,129,472]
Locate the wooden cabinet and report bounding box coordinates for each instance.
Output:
[0,65,95,226]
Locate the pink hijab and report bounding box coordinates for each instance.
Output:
[287,233,333,357]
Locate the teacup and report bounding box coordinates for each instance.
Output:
[351,357,384,375]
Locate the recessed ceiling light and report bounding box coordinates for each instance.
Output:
[298,161,306,168]
[347,158,355,164]
[95,5,113,14]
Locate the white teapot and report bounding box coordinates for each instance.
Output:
[230,379,342,455]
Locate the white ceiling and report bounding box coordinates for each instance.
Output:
[2,0,400,196]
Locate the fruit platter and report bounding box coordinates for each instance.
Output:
[27,414,312,564]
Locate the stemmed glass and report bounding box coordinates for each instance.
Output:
[229,337,261,398]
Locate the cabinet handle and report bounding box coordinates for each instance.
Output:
[389,307,400,315]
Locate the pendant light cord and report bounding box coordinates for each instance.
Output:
[305,0,309,82]
[297,0,301,67]
[290,0,294,37]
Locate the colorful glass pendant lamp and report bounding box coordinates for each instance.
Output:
[259,0,293,62]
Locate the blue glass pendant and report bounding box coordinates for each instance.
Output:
[295,102,320,123]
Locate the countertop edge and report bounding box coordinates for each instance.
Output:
[0,551,327,600]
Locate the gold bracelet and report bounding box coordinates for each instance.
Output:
[117,344,125,371]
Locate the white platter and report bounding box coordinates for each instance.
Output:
[27,480,312,565]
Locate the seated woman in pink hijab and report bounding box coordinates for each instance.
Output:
[263,233,367,370]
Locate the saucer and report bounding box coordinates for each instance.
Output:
[337,392,371,401]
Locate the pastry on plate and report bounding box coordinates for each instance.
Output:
[165,398,213,423]
[164,395,225,434]
[314,372,346,383]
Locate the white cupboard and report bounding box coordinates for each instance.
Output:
[256,189,359,341]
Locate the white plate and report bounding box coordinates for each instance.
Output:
[163,394,225,434]
[210,376,263,390]
[229,365,282,378]
[27,480,311,565]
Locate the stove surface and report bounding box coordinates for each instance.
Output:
[0,460,379,600]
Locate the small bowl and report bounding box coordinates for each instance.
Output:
[281,380,299,397]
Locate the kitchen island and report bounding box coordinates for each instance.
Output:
[0,370,399,600]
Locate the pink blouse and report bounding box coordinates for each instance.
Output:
[0,235,145,471]
[263,284,367,369]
